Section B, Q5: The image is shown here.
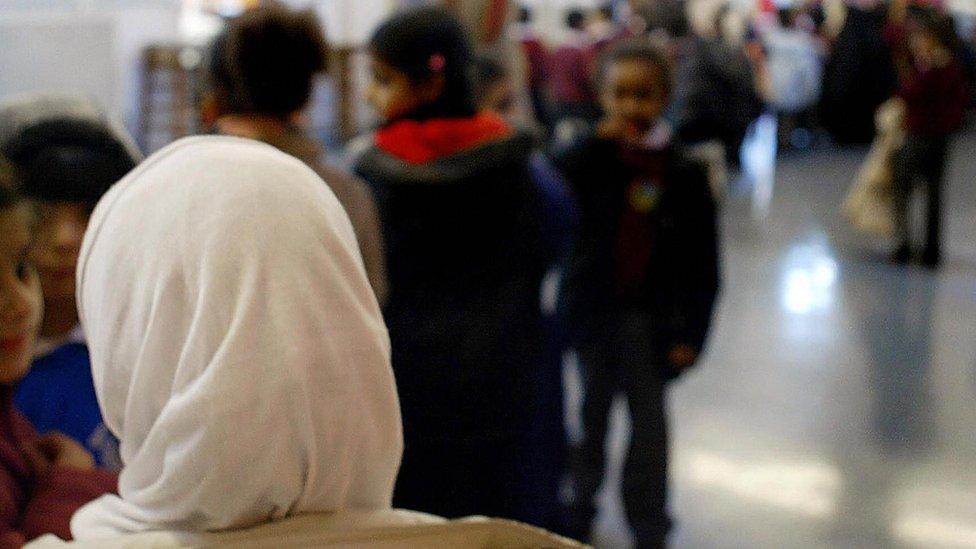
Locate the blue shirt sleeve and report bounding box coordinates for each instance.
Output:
[14,343,121,470]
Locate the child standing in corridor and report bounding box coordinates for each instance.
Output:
[556,40,720,548]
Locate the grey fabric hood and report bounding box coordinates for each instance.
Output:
[354,132,535,186]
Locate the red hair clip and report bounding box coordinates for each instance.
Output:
[428,53,446,72]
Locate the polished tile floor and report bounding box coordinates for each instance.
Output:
[572,126,976,548]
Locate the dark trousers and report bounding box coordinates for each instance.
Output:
[893,135,950,258]
[569,311,670,547]
[513,314,569,532]
[529,86,551,130]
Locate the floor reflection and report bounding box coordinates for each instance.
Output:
[847,263,938,457]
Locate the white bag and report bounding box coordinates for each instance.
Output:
[842,98,906,237]
[763,29,824,113]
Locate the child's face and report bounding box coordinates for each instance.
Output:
[909,30,946,66]
[600,58,670,137]
[481,79,516,119]
[0,204,42,385]
[29,202,89,307]
[366,57,424,123]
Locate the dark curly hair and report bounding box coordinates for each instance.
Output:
[208,4,329,117]
[598,39,674,98]
[473,54,507,95]
[566,9,586,31]
[1,118,136,206]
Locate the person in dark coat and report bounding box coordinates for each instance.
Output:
[515,6,553,128]
[820,3,898,144]
[351,7,551,524]
[474,53,579,533]
[674,5,764,165]
[549,9,600,124]
[888,8,969,267]
[556,40,720,548]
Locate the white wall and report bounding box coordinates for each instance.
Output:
[112,6,184,133]
[0,13,116,111]
[0,1,182,135]
[0,0,409,148]
[521,0,602,43]
[314,0,399,46]
[950,0,976,16]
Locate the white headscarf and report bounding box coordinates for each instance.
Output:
[71,136,403,539]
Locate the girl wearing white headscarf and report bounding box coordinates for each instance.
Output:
[69,135,403,540]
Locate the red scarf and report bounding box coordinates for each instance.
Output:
[375,112,511,165]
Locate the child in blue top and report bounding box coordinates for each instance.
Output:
[2,117,137,469]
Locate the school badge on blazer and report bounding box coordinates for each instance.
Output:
[628,179,662,213]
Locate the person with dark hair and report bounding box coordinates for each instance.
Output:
[589,4,616,42]
[639,0,689,38]
[0,162,117,545]
[673,3,764,166]
[1,117,138,471]
[549,9,600,124]
[589,3,629,51]
[556,39,720,547]
[888,8,969,267]
[474,54,516,118]
[820,1,897,144]
[205,3,327,118]
[352,6,551,523]
[514,5,553,127]
[566,9,586,32]
[473,53,579,532]
[204,3,389,304]
[760,6,823,115]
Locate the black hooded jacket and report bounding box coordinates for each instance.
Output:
[354,131,549,442]
[555,135,720,357]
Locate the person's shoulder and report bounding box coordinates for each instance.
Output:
[451,130,537,180]
[316,159,369,193]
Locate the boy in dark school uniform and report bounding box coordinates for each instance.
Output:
[556,39,720,548]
